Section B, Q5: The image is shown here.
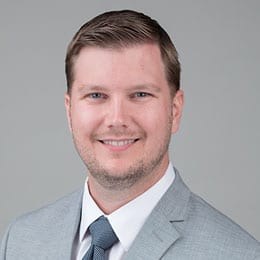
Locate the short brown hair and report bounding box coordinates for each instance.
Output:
[65,10,181,96]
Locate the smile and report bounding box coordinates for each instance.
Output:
[100,139,138,147]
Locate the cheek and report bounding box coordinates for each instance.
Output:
[71,106,100,134]
[143,104,170,126]
[136,109,163,135]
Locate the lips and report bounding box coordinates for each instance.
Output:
[99,139,138,147]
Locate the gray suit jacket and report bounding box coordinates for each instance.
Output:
[1,170,260,259]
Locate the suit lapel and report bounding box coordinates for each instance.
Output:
[124,169,190,260]
[46,188,83,259]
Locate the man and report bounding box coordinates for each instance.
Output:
[1,10,260,260]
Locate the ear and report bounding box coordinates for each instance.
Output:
[64,93,72,132]
[171,90,184,134]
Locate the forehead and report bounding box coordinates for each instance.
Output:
[72,43,168,89]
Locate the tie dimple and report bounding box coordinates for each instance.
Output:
[82,216,118,260]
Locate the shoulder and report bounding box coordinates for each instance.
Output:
[180,191,260,258]
[0,188,83,259]
[10,188,83,228]
[188,192,257,241]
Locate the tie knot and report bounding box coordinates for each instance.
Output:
[89,216,118,250]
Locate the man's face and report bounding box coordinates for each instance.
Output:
[65,43,183,191]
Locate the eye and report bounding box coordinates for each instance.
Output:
[87,92,106,99]
[131,92,151,98]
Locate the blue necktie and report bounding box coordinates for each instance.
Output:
[82,216,118,260]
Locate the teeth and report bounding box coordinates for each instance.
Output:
[103,140,135,146]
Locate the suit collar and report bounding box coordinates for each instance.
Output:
[124,168,191,260]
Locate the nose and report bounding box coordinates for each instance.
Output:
[105,96,129,128]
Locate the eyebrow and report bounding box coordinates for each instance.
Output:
[78,83,161,93]
[78,85,107,93]
[128,84,161,93]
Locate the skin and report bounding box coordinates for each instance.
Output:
[65,43,184,214]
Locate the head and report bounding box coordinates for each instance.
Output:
[64,10,184,194]
[65,10,180,97]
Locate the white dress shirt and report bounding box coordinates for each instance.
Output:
[74,163,175,260]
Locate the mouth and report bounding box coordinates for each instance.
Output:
[99,139,139,147]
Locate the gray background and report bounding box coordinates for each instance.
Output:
[0,0,259,241]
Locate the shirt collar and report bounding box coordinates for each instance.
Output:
[80,162,175,251]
